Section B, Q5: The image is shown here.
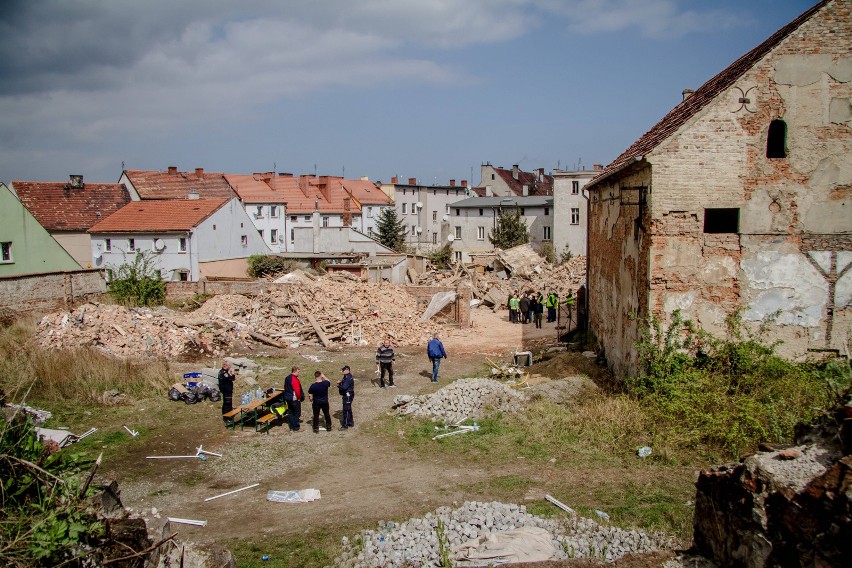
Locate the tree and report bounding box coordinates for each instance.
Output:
[374,207,408,252]
[489,208,529,249]
[429,243,452,269]
[107,251,165,306]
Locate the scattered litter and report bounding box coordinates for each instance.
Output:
[204,483,260,502]
[146,455,204,460]
[595,510,610,522]
[35,427,80,448]
[454,526,556,564]
[266,489,321,503]
[637,446,652,458]
[124,425,139,438]
[168,517,207,527]
[544,494,576,516]
[432,422,480,440]
[196,445,223,457]
[301,354,322,363]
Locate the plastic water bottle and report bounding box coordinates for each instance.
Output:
[256,387,263,401]
[241,392,249,406]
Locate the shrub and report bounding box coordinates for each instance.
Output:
[106,252,165,306]
[539,242,556,264]
[247,255,296,278]
[628,310,836,457]
[429,244,452,269]
[559,247,574,264]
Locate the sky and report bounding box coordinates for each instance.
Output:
[0,0,817,187]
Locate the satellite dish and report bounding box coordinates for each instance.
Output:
[416,226,423,234]
[442,214,449,222]
[153,238,166,252]
[416,202,423,209]
[93,252,102,261]
[447,234,455,242]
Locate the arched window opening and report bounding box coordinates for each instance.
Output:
[766,119,787,159]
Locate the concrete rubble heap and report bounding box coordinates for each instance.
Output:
[35,279,440,358]
[693,398,852,567]
[392,378,526,424]
[414,244,586,309]
[331,500,673,567]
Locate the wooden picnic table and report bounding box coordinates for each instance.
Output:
[224,389,284,431]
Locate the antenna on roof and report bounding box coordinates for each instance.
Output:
[273,161,276,171]
[314,164,317,177]
[121,160,125,171]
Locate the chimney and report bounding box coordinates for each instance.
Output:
[391,176,398,184]
[69,174,84,189]
[461,180,468,188]
[317,176,331,202]
[408,177,417,185]
[343,197,351,211]
[594,163,603,171]
[187,189,200,200]
[522,185,529,197]
[360,176,369,181]
[195,167,204,178]
[512,165,519,180]
[278,172,293,177]
[682,88,694,101]
[449,179,456,187]
[167,166,178,175]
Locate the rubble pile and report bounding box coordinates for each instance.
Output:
[331,500,672,567]
[36,303,225,359]
[35,279,439,358]
[413,244,586,309]
[393,378,526,423]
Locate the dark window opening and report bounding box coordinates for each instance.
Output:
[766,119,787,159]
[704,208,739,234]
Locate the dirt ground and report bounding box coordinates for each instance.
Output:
[104,309,572,543]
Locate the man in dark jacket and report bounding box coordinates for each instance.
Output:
[426,333,447,382]
[308,371,332,433]
[375,339,396,389]
[217,360,238,417]
[283,366,305,432]
[337,365,355,429]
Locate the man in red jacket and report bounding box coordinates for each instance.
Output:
[283,366,305,432]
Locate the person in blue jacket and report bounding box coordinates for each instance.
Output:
[426,333,447,383]
[337,365,355,430]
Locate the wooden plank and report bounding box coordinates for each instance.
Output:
[304,313,331,348]
[248,330,287,348]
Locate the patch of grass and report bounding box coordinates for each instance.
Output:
[592,480,694,539]
[224,529,337,568]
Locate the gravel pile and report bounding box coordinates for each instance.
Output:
[331,500,673,567]
[393,378,525,423]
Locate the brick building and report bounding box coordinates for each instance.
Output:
[585,0,851,378]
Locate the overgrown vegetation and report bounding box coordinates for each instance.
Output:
[628,310,841,457]
[106,252,165,306]
[539,242,556,264]
[489,208,529,249]
[247,255,298,278]
[429,243,453,269]
[0,412,102,566]
[559,247,574,264]
[374,208,408,252]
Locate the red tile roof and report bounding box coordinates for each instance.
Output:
[474,167,553,196]
[267,175,363,214]
[124,168,235,200]
[11,180,131,231]
[225,173,288,204]
[87,198,228,233]
[587,0,830,188]
[341,179,392,205]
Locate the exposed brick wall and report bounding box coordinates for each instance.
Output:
[0,270,106,320]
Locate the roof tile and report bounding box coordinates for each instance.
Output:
[88,199,228,233]
[12,180,131,231]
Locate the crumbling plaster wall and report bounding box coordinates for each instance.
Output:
[641,1,851,358]
[588,165,649,378]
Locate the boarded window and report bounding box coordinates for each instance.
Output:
[766,119,787,159]
[704,208,739,233]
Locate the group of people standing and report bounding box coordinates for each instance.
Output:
[508,289,576,327]
[218,362,355,433]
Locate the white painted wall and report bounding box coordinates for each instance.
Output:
[243,203,287,253]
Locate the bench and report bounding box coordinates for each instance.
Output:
[255,413,277,434]
[223,408,243,430]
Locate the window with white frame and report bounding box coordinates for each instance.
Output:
[290,215,297,222]
[270,229,278,243]
[128,238,136,251]
[454,251,462,262]
[304,215,310,222]
[255,205,263,218]
[240,235,248,246]
[432,210,437,221]
[402,203,407,214]
[104,239,112,252]
[543,226,551,240]
[179,238,187,252]
[571,208,580,224]
[0,242,11,263]
[432,233,437,244]
[477,226,485,240]
[322,216,329,227]
[367,207,373,218]
[572,181,580,194]
[270,205,279,218]
[454,226,461,239]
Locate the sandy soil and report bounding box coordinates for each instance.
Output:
[105,308,578,545]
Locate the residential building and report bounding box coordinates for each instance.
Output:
[551,167,599,257]
[585,0,851,378]
[447,196,554,263]
[11,175,131,267]
[225,173,288,253]
[380,177,470,253]
[88,197,271,281]
[119,166,235,201]
[0,182,81,276]
[473,164,553,197]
